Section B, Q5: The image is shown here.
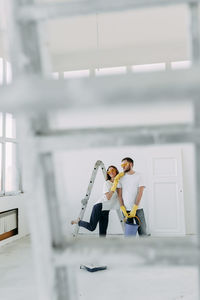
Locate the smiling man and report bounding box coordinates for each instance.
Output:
[118,157,147,236]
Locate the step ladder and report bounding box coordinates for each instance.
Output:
[2,0,200,300]
[73,160,124,237]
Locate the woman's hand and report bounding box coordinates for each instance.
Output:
[111,172,124,192]
[114,172,124,181]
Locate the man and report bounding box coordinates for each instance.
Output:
[118,157,147,236]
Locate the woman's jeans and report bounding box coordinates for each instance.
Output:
[126,208,147,236]
[78,203,109,236]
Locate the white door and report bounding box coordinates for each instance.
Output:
[147,146,185,236]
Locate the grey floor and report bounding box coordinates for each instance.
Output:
[0,236,199,300]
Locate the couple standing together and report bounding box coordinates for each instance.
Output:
[71,157,147,237]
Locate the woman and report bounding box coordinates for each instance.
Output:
[71,166,123,236]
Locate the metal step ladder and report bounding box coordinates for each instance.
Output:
[2,0,200,300]
[73,160,124,237]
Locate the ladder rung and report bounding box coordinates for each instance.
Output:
[54,236,200,267]
[18,0,200,22]
[0,70,200,113]
[35,124,200,153]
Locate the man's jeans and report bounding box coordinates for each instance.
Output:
[126,208,147,236]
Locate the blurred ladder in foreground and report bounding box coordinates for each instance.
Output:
[2,0,200,300]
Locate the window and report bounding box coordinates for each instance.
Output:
[132,63,166,73]
[171,60,191,70]
[0,113,21,195]
[0,58,12,85]
[64,69,90,79]
[0,58,21,195]
[95,66,127,76]
[0,58,3,85]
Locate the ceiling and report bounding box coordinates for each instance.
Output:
[0,2,197,71]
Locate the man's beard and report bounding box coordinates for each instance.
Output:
[124,167,131,173]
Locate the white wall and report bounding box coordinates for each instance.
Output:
[54,143,197,236]
[48,5,190,71]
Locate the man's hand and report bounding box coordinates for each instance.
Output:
[128,204,138,218]
[111,180,118,192]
